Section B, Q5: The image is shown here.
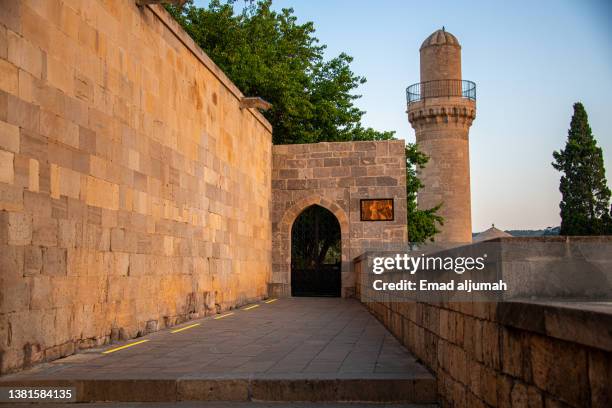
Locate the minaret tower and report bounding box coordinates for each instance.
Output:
[407,28,476,243]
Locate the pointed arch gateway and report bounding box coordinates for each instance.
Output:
[291,205,341,296]
[277,196,350,297]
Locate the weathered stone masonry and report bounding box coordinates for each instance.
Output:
[271,140,408,298]
[355,237,612,408]
[0,1,272,374]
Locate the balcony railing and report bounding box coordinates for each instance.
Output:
[406,80,476,105]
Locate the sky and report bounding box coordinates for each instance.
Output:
[194,0,612,232]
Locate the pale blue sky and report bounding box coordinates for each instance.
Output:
[194,0,612,231]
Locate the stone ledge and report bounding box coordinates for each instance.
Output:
[0,376,437,403]
[498,300,612,352]
[488,235,612,243]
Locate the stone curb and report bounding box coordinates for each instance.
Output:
[0,378,437,403]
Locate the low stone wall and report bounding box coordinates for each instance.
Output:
[0,1,272,374]
[355,237,612,407]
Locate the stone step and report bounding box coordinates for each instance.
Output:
[5,402,438,408]
[0,376,436,404]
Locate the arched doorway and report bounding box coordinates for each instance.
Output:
[291,205,341,297]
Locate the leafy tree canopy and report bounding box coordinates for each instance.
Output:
[166,0,394,144]
[167,1,443,242]
[405,143,443,243]
[552,102,612,235]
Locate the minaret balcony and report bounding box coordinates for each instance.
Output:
[406,79,476,106]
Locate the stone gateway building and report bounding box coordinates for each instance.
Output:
[0,0,479,377]
[270,141,408,298]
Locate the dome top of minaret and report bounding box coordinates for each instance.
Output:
[420,27,461,50]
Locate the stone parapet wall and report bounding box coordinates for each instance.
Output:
[271,140,408,297]
[0,1,272,374]
[355,237,612,407]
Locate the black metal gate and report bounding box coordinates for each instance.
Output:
[291,205,341,297]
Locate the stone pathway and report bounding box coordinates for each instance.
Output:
[0,298,435,403]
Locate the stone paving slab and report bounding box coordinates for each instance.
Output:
[0,298,435,403]
[7,403,438,408]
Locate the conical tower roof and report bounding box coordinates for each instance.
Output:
[473,224,512,242]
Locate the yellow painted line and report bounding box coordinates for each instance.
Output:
[242,304,260,311]
[102,339,149,354]
[171,323,200,333]
[214,312,234,320]
[265,298,278,304]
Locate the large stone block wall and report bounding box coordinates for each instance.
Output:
[271,140,408,298]
[0,1,272,374]
[355,237,612,407]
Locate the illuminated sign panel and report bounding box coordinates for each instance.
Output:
[360,199,394,221]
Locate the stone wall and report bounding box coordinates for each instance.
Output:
[271,140,408,298]
[355,237,612,407]
[0,1,272,374]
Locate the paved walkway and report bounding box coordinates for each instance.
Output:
[0,298,435,403]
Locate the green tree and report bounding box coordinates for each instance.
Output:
[405,143,444,243]
[552,102,612,235]
[166,0,393,144]
[167,1,442,241]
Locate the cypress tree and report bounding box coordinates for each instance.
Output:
[552,102,612,235]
